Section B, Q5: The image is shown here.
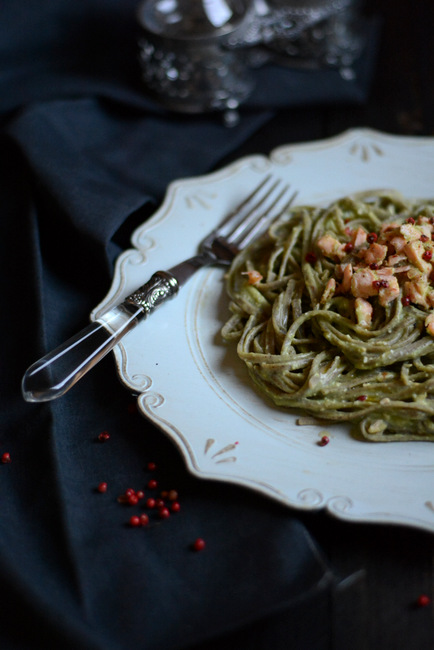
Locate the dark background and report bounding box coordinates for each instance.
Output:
[0,2,433,649]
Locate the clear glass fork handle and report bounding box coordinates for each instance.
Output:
[22,271,180,403]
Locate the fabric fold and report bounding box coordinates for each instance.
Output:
[0,1,378,648]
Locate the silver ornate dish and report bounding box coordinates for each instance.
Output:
[137,0,367,114]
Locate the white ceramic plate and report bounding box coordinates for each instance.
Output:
[93,128,434,533]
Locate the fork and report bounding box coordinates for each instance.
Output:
[22,175,295,402]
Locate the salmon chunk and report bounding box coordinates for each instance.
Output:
[351,268,378,298]
[425,312,434,336]
[378,276,400,306]
[404,276,430,308]
[403,240,431,274]
[361,243,388,265]
[316,234,346,261]
[355,297,373,328]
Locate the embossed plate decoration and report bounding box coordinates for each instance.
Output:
[92,129,434,533]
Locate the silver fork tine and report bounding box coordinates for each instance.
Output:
[218,176,292,243]
[230,185,296,248]
[224,179,285,240]
[215,174,275,235]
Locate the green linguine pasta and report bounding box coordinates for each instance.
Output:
[221,191,434,441]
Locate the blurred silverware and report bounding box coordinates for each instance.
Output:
[137,0,367,117]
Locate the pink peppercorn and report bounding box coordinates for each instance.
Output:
[129,515,141,528]
[1,452,11,464]
[416,594,431,608]
[305,252,317,264]
[192,538,206,551]
[97,482,108,493]
[373,279,389,289]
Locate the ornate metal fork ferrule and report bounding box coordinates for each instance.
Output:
[124,271,179,317]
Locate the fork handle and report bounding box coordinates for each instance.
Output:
[22,271,179,403]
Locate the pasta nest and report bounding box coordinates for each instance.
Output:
[222,191,434,441]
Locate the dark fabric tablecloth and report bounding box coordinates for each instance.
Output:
[1,2,432,649]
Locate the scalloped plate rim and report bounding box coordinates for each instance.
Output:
[92,128,434,534]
